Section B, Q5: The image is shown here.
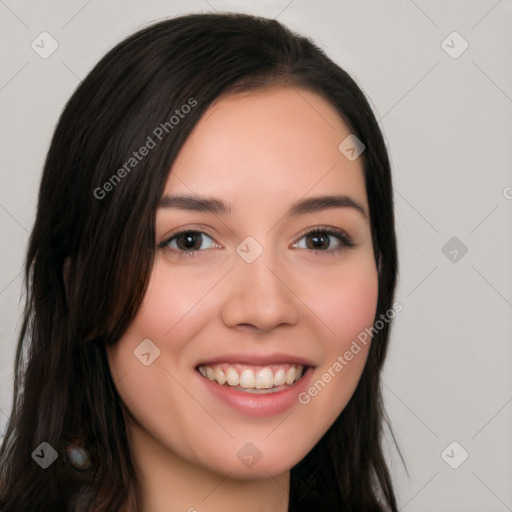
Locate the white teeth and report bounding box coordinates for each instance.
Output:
[239,369,255,388]
[198,363,305,390]
[255,367,273,389]
[285,367,296,385]
[226,367,240,387]
[214,366,227,385]
[273,368,286,386]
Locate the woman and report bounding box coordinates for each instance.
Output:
[0,12,402,511]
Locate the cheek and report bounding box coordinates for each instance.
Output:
[297,257,379,421]
[105,260,219,426]
[329,272,378,345]
[104,262,197,411]
[307,256,379,349]
[126,260,214,354]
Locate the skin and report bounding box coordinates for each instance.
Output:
[106,85,379,512]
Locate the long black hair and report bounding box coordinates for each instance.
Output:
[0,12,401,511]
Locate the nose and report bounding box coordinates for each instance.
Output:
[220,247,300,333]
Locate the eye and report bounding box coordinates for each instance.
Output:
[292,227,354,253]
[159,230,218,257]
[159,227,354,258]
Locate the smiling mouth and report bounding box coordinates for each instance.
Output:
[197,363,307,394]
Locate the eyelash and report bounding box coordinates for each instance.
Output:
[159,227,355,259]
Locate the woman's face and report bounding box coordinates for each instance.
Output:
[106,85,378,479]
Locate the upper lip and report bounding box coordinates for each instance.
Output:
[196,353,316,368]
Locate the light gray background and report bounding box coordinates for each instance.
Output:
[1,1,511,510]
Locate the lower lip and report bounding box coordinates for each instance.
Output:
[197,367,314,418]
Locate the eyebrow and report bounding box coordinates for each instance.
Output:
[158,193,367,220]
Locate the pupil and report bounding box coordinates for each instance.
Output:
[308,233,328,250]
[179,232,201,251]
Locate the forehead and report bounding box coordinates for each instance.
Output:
[164,86,367,209]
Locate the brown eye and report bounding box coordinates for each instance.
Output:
[305,231,331,250]
[160,230,217,254]
[175,232,203,251]
[292,228,354,253]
